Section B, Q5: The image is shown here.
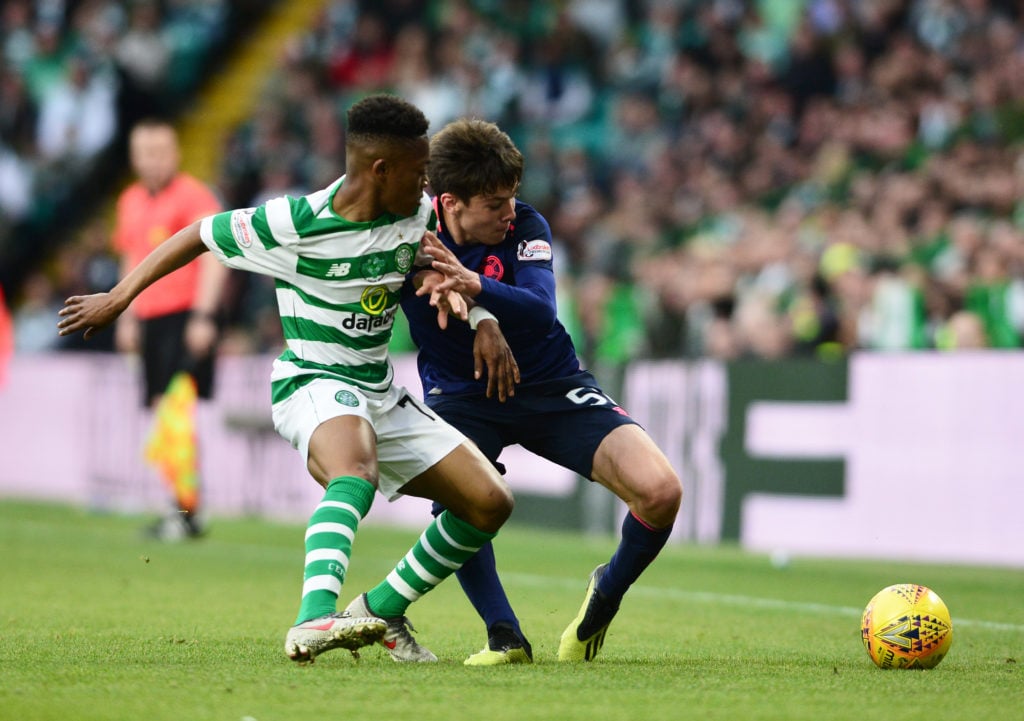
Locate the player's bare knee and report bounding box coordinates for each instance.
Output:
[442,470,512,532]
[633,472,683,528]
[485,483,515,531]
[472,482,513,533]
[306,455,378,488]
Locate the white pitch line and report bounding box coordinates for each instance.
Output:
[503,572,1024,633]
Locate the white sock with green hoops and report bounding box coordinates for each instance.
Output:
[294,475,375,624]
[364,510,497,618]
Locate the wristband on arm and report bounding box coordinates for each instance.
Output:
[468,306,498,330]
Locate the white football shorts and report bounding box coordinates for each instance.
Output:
[272,377,467,500]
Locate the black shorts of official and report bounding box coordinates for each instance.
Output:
[140,310,216,407]
[424,371,638,480]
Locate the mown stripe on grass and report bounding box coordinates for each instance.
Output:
[503,572,1024,633]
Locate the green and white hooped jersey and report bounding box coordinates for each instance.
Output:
[199,176,433,403]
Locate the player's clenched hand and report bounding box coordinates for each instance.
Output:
[415,269,467,330]
[57,292,127,340]
[419,232,482,297]
[473,319,519,402]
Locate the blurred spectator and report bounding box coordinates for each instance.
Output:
[0,64,37,154]
[36,50,117,162]
[963,243,1022,347]
[21,21,67,104]
[936,309,989,349]
[1,1,36,70]
[518,33,596,127]
[12,270,62,352]
[328,11,394,90]
[115,0,172,125]
[0,141,34,223]
[52,217,119,300]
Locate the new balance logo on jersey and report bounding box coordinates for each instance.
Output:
[341,306,395,330]
[326,262,352,278]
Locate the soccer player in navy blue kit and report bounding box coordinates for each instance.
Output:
[403,119,683,664]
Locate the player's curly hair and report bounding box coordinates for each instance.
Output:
[428,119,523,201]
[347,94,428,142]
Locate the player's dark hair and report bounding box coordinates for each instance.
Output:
[347,94,428,143]
[428,119,523,200]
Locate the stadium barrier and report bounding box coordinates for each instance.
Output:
[1,351,1021,567]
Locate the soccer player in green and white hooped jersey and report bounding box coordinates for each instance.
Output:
[58,94,514,663]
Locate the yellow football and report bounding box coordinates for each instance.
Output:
[861,584,953,669]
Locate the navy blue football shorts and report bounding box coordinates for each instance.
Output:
[424,371,638,479]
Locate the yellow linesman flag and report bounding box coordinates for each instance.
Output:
[144,371,199,514]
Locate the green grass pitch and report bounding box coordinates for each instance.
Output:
[1,500,1021,721]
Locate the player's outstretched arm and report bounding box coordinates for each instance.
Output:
[58,221,209,340]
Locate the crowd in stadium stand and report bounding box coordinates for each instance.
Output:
[7,0,1024,361]
[0,0,229,216]
[1,0,240,351]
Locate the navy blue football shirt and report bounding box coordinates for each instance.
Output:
[400,199,581,396]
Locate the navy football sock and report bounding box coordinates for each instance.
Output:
[597,511,673,605]
[432,501,523,638]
